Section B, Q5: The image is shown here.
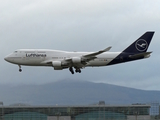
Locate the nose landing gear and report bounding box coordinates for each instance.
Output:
[18,65,22,72]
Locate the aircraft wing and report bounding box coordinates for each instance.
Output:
[62,47,112,65]
[81,46,112,62]
[42,46,112,67]
[83,46,112,58]
[64,46,112,63]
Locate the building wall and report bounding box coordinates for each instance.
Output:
[0,105,150,120]
[47,116,71,120]
[127,115,150,120]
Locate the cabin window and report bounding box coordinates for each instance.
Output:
[25,51,35,53]
[37,51,46,53]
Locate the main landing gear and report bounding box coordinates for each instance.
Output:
[69,67,74,74]
[75,68,81,73]
[69,67,81,74]
[18,65,22,72]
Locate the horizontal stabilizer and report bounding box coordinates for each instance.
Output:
[129,52,152,59]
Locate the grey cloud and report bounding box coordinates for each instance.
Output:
[0,0,160,90]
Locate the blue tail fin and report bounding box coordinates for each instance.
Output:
[123,31,155,53]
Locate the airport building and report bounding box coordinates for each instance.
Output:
[0,103,151,120]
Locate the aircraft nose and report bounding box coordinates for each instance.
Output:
[4,55,12,62]
[4,56,9,62]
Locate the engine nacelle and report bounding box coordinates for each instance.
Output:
[52,61,62,67]
[72,57,82,63]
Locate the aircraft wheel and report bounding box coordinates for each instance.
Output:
[18,65,22,72]
[76,69,81,73]
[69,67,74,74]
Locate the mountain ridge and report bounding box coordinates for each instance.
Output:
[0,80,159,105]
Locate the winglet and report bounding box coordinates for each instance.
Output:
[98,46,112,53]
[102,46,112,52]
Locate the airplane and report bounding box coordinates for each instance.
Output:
[4,31,154,74]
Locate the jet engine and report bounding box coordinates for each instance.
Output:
[52,61,69,70]
[52,61,62,67]
[72,57,82,63]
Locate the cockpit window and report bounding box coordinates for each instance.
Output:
[14,51,18,53]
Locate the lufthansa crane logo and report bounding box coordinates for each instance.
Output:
[135,39,148,52]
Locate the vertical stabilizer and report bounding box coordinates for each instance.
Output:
[123,32,154,53]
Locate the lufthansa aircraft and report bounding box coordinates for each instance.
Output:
[4,32,154,74]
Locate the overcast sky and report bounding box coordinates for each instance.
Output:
[0,0,160,90]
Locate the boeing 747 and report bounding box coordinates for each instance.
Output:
[4,31,154,74]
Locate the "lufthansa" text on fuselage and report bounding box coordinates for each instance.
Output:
[26,54,47,57]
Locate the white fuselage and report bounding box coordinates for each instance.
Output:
[4,32,154,74]
[5,49,120,67]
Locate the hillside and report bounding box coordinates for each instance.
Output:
[0,80,159,105]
